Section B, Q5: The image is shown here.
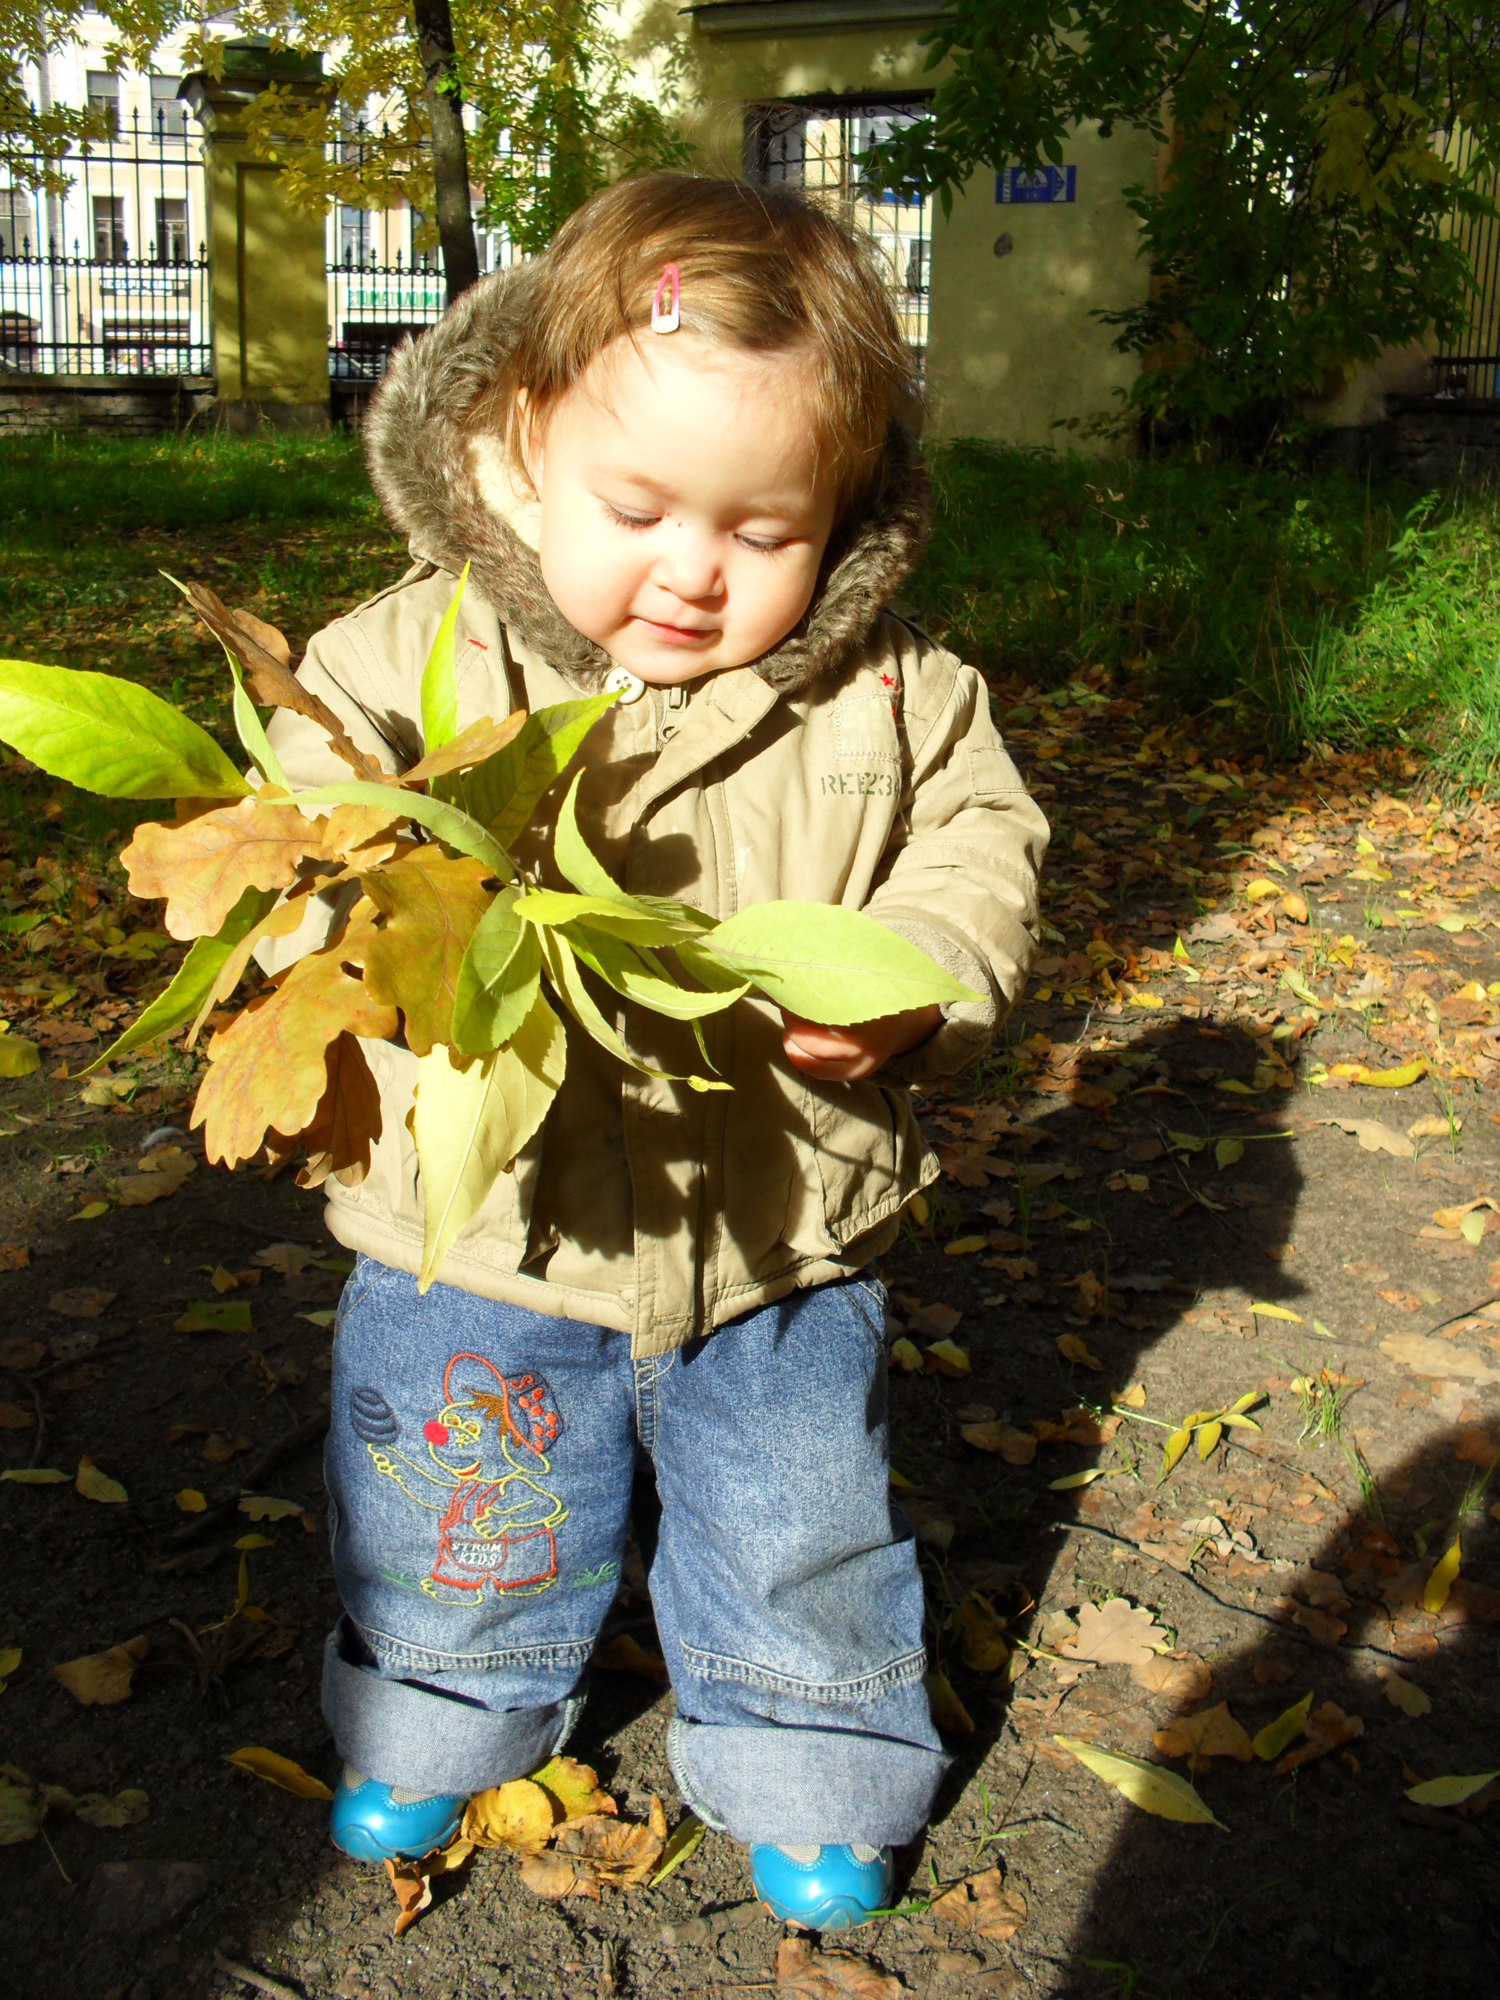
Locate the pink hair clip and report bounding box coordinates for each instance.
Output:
[651,263,681,334]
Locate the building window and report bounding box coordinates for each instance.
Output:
[87,71,120,137]
[156,197,188,263]
[339,205,373,265]
[150,75,183,142]
[94,195,128,263]
[0,186,37,257]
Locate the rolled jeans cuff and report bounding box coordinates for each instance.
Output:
[667,1716,949,1848]
[323,1622,579,1795]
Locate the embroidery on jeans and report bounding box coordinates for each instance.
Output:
[357,1351,568,1603]
[570,1559,618,1589]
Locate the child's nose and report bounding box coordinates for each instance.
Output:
[653,527,722,603]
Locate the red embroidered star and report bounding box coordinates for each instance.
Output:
[879,672,897,689]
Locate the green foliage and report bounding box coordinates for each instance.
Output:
[864,1,1500,439]
[0,661,252,799]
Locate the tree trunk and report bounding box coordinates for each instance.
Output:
[410,0,481,306]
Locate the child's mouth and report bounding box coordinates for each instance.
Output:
[633,616,716,646]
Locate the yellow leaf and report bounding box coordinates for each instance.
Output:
[960,1420,1037,1464]
[226,1747,334,1800]
[1056,1333,1104,1371]
[649,1813,705,1888]
[908,1192,930,1226]
[238,1495,303,1521]
[1243,878,1280,902]
[924,1339,971,1377]
[75,1456,127,1505]
[174,1488,207,1513]
[1172,936,1193,963]
[1250,1303,1303,1322]
[1120,1382,1147,1408]
[1215,1135,1244,1170]
[1253,1692,1314,1761]
[888,1337,924,1373]
[1379,1668,1432,1717]
[74,1788,150,1828]
[1405,1771,1499,1807]
[1127,990,1164,1009]
[52,1635,147,1706]
[1048,1467,1119,1490]
[414,996,567,1293]
[359,846,498,1057]
[0,1036,40,1078]
[462,1779,555,1853]
[1053,1736,1224,1826]
[1340,1058,1427,1089]
[0,1645,21,1692]
[528,1757,615,1823]
[944,1235,988,1256]
[926,1667,975,1735]
[234,1533,275,1551]
[1162,1426,1192,1475]
[1422,1537,1461,1614]
[71,1202,110,1221]
[1196,1420,1224,1459]
[1280,892,1309,924]
[0,1467,68,1484]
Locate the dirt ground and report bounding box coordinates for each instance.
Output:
[2,664,1499,2000]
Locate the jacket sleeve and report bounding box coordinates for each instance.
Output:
[863,641,1049,1081]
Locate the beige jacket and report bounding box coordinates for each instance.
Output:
[262,269,1049,1357]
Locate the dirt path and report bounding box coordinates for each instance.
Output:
[1,672,1498,2000]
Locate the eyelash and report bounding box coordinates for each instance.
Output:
[605,506,788,555]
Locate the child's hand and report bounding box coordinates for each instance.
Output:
[780,1005,941,1081]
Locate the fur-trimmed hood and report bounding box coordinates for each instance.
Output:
[362,262,930,697]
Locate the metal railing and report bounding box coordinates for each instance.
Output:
[327,250,448,380]
[744,99,933,358]
[0,106,208,375]
[1430,126,1500,401]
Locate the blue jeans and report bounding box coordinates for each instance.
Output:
[322,1257,948,1847]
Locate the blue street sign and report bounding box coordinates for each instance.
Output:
[996,166,1077,205]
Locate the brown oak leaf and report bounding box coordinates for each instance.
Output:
[775,1936,906,1998]
[359,847,497,1056]
[121,799,345,941]
[1273,1701,1364,1774]
[1067,1598,1166,1666]
[1151,1700,1254,1767]
[931,1867,1028,1942]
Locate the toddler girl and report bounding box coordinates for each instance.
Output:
[265,173,1047,1930]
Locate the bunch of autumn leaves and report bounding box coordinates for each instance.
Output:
[0,572,970,1290]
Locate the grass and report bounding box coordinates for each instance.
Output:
[906,439,1500,789]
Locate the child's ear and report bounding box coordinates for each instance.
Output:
[516,388,543,495]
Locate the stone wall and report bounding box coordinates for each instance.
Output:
[0,376,216,436]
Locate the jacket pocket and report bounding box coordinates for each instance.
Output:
[808,1079,926,1249]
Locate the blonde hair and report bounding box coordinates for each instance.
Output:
[474,173,919,516]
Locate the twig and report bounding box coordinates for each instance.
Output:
[171,1408,328,1544]
[1419,1291,1500,1340]
[212,1952,300,1999]
[1049,1518,1412,1667]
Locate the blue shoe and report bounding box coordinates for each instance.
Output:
[749,1843,894,1931]
[329,1766,467,1863]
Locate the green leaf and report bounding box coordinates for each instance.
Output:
[1405,1771,1500,1807]
[565,923,748,1021]
[1214,1135,1244,1171]
[0,661,252,799]
[295,781,513,880]
[85,885,278,1073]
[414,992,567,1291]
[420,563,468,755]
[538,929,728,1092]
[681,902,979,1025]
[554,771,629,901]
[461,695,618,845]
[451,890,542,1056]
[227,660,290,793]
[549,777,715,943]
[649,1813,706,1887]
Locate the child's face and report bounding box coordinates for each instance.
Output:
[524,333,839,684]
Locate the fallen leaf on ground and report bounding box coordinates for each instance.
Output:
[75,1456,127,1504]
[1331,1058,1427,1088]
[775,1935,906,1998]
[49,1288,115,1318]
[1068,1598,1168,1667]
[649,1812,705,1887]
[592,1633,670,1683]
[960,1419,1037,1464]
[909,1302,962,1340]
[1273,1701,1364,1774]
[1380,1332,1500,1384]
[517,1850,598,1902]
[462,1779,554,1852]
[1119,1382,1147,1408]
[1131,1654,1212,1702]
[0,1645,21,1691]
[926,1667,976,1735]
[931,1867,1028,1941]
[225,1747,334,1799]
[0,1467,68,1484]
[1408,1116,1455,1139]
[52,1635,147,1705]
[1405,1771,1499,1807]
[958,1594,1011,1673]
[174,1300,252,1334]
[1422,1537,1462,1614]
[74,1788,150,1828]
[924,1339,971,1377]
[71,1201,109,1221]
[528,1757,616,1823]
[238,1495,304,1521]
[0,1338,44,1370]
[1056,1334,1104,1370]
[386,1856,434,1935]
[1250,1302,1302,1322]
[553,1803,667,1887]
[0,1402,34,1429]
[175,1488,206,1513]
[1053,1736,1223,1827]
[1379,1666,1433,1716]
[1320,1116,1414,1157]
[1253,1692,1315,1761]
[1152,1701,1254,1767]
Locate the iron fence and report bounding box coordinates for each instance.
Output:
[0,106,209,375]
[1430,126,1500,401]
[744,99,933,358]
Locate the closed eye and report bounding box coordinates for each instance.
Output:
[606,504,659,531]
[735,534,791,554]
